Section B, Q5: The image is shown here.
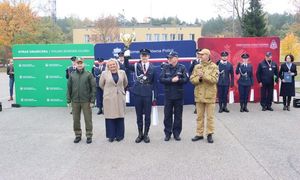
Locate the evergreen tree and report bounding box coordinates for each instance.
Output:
[242,0,267,37]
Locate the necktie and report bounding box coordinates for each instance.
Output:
[143,64,146,72]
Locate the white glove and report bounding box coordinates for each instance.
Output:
[124,50,130,57]
[67,103,71,107]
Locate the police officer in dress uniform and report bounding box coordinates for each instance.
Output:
[256,52,279,111]
[189,48,202,114]
[66,56,77,79]
[160,51,188,141]
[124,48,157,143]
[92,58,106,115]
[236,53,254,112]
[216,51,234,113]
[117,51,126,71]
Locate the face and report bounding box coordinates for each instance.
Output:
[108,61,117,72]
[9,59,13,64]
[266,55,272,60]
[169,56,178,66]
[119,56,124,62]
[140,54,149,63]
[199,53,209,62]
[76,61,84,70]
[242,58,249,63]
[196,52,201,59]
[286,56,291,63]
[221,56,228,61]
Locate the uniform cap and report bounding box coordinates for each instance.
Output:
[221,51,229,57]
[241,53,249,59]
[140,48,151,55]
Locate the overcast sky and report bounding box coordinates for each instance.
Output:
[36,0,297,23]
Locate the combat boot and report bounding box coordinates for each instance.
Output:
[143,127,150,143]
[135,128,143,143]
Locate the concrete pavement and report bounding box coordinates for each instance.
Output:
[0,72,300,180]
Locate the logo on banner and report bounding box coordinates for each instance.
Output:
[20,98,37,102]
[45,75,63,79]
[20,87,37,91]
[45,63,63,67]
[270,40,278,49]
[19,75,36,79]
[46,87,63,91]
[113,47,122,57]
[18,64,35,68]
[46,98,63,102]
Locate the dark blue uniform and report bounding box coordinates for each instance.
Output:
[236,63,253,111]
[256,59,279,110]
[160,63,188,139]
[216,60,234,112]
[124,57,157,135]
[92,64,106,113]
[189,59,200,75]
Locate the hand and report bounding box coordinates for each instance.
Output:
[67,103,71,107]
[172,76,179,82]
[290,72,295,76]
[124,50,130,57]
[90,103,95,108]
[259,83,263,87]
[198,71,203,78]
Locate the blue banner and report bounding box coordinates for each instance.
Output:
[94,41,196,106]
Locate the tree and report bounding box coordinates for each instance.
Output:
[242,0,267,37]
[93,15,120,43]
[281,33,300,61]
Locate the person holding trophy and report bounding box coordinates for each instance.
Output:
[279,54,297,111]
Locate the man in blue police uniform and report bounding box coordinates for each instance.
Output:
[66,56,77,79]
[236,53,254,112]
[117,51,126,71]
[160,51,188,141]
[216,51,234,113]
[92,58,106,115]
[189,49,202,114]
[256,52,279,111]
[124,48,157,143]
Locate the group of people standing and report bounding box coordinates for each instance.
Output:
[66,48,297,145]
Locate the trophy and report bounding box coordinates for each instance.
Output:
[120,33,135,50]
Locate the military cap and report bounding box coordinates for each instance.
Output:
[241,53,249,59]
[265,52,272,57]
[70,56,77,61]
[96,57,104,62]
[167,51,179,58]
[221,51,229,57]
[140,48,151,55]
[195,48,202,53]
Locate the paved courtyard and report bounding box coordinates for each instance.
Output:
[0,72,300,180]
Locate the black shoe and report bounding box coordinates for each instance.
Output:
[194,109,197,114]
[240,108,244,112]
[243,107,249,112]
[267,107,274,111]
[116,137,123,142]
[143,127,150,143]
[283,106,287,111]
[218,109,223,113]
[97,109,103,115]
[70,111,72,115]
[287,106,290,111]
[262,107,267,111]
[143,135,150,143]
[164,135,171,141]
[86,137,92,144]
[108,138,114,142]
[191,135,204,142]
[223,107,230,113]
[73,137,81,143]
[174,136,181,141]
[207,134,214,143]
[135,128,143,143]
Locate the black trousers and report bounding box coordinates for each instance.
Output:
[96,87,103,110]
[134,95,152,129]
[260,84,274,108]
[163,98,183,137]
[283,96,292,106]
[238,85,251,103]
[105,118,124,139]
[218,85,229,106]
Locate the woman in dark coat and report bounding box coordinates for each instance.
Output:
[279,54,297,111]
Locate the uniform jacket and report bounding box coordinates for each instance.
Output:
[235,63,254,86]
[99,70,128,119]
[125,57,157,98]
[190,60,219,104]
[279,62,297,96]
[92,64,106,87]
[256,59,279,85]
[159,63,188,100]
[67,69,96,103]
[216,60,234,86]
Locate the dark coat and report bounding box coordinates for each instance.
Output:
[279,63,297,96]
[256,60,279,85]
[216,60,234,87]
[235,63,254,86]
